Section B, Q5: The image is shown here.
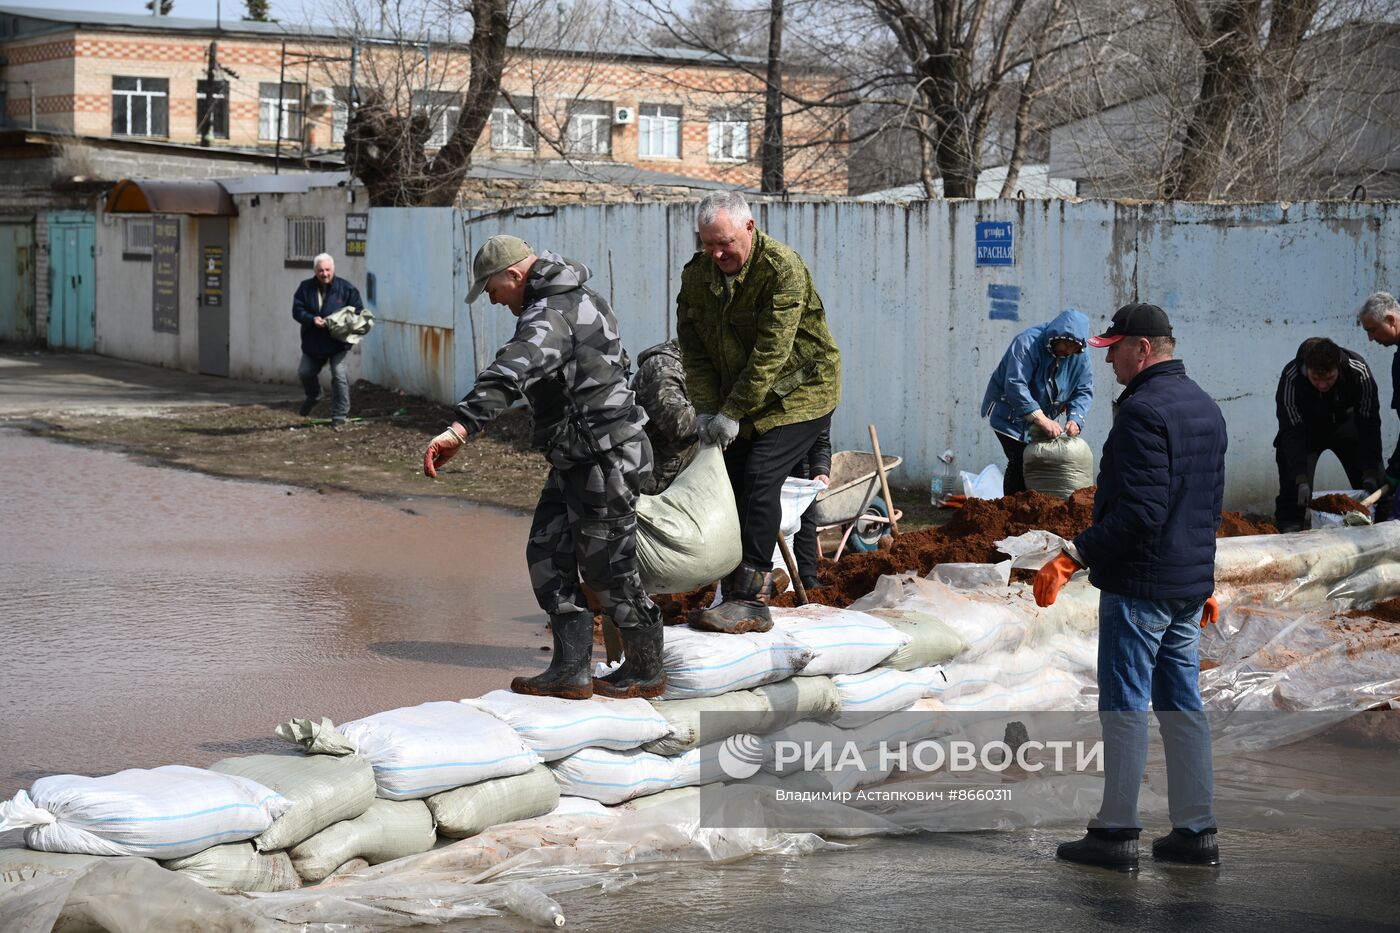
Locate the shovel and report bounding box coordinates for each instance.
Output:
[1341,486,1389,526]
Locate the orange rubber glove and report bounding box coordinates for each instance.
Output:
[423,424,467,478]
[1033,553,1081,607]
[1200,595,1219,628]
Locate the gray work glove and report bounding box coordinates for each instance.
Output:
[702,413,740,449]
[695,413,715,439]
[1296,482,1312,509]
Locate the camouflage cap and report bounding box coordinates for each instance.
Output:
[466,235,533,303]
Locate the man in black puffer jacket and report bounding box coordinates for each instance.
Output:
[1034,302,1227,872]
[1273,337,1383,530]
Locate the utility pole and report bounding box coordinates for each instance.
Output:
[760,0,784,194]
[200,40,218,147]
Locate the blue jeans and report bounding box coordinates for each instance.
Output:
[1092,591,1215,834]
[298,349,350,422]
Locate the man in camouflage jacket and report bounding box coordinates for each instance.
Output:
[676,191,842,633]
[423,235,665,700]
[631,340,698,495]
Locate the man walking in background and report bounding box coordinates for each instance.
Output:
[292,253,364,428]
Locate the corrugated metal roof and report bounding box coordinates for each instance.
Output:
[0,5,762,66]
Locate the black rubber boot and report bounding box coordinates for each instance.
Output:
[1056,829,1140,872]
[692,564,772,634]
[511,612,594,700]
[593,620,667,699]
[1152,828,1219,866]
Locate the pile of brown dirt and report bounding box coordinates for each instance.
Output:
[1344,597,1400,625]
[656,488,1278,618]
[1216,512,1278,536]
[1310,493,1367,515]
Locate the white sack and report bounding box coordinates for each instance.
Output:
[771,604,909,676]
[463,690,671,761]
[0,766,289,859]
[661,625,814,699]
[548,747,683,804]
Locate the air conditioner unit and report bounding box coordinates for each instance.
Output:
[307,87,335,107]
[613,106,635,125]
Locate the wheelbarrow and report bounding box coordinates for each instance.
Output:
[812,450,904,561]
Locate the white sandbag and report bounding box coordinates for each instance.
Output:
[210,753,376,852]
[850,575,1031,660]
[161,842,301,893]
[1022,434,1094,499]
[644,676,841,756]
[0,848,156,883]
[771,604,910,676]
[462,691,672,761]
[427,765,560,839]
[279,702,539,800]
[939,668,1090,711]
[660,625,814,699]
[636,445,742,594]
[865,609,967,669]
[960,463,1004,499]
[0,766,290,859]
[831,667,947,727]
[288,798,435,883]
[548,748,682,804]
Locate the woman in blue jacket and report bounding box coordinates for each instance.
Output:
[981,309,1094,494]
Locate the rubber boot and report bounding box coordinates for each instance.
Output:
[692,564,772,634]
[1152,828,1219,866]
[1056,829,1140,872]
[593,620,667,699]
[511,612,594,700]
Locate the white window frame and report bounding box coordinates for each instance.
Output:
[259,82,304,142]
[708,107,749,162]
[330,86,352,146]
[111,76,168,137]
[285,216,326,267]
[638,103,681,159]
[566,100,612,157]
[195,79,228,139]
[491,96,536,151]
[414,90,462,149]
[122,217,153,259]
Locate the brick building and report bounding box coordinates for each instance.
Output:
[0,6,847,195]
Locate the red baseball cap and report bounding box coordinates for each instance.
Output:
[1088,302,1174,347]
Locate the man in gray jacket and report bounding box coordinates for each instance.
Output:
[423,235,665,700]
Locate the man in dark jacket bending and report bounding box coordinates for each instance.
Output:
[1034,302,1227,872]
[291,253,364,427]
[1273,337,1383,530]
[423,235,664,701]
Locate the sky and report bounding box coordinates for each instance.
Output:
[5,0,333,27]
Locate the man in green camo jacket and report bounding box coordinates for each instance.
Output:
[676,190,841,634]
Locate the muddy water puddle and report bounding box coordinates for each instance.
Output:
[0,429,542,801]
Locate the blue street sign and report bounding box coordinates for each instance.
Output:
[976,221,1014,266]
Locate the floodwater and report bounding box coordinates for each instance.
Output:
[0,428,543,802]
[4,429,1400,931]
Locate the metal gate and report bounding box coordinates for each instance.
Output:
[0,215,37,343]
[47,211,96,351]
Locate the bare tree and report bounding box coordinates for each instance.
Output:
[1041,0,1400,200]
[317,0,513,206]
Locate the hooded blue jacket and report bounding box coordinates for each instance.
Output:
[1073,359,1228,600]
[982,310,1094,442]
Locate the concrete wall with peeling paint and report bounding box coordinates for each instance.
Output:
[366,199,1400,511]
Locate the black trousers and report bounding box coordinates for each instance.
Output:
[997,432,1028,496]
[725,413,832,570]
[1274,437,1374,526]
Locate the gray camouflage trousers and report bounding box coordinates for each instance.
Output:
[526,434,661,630]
